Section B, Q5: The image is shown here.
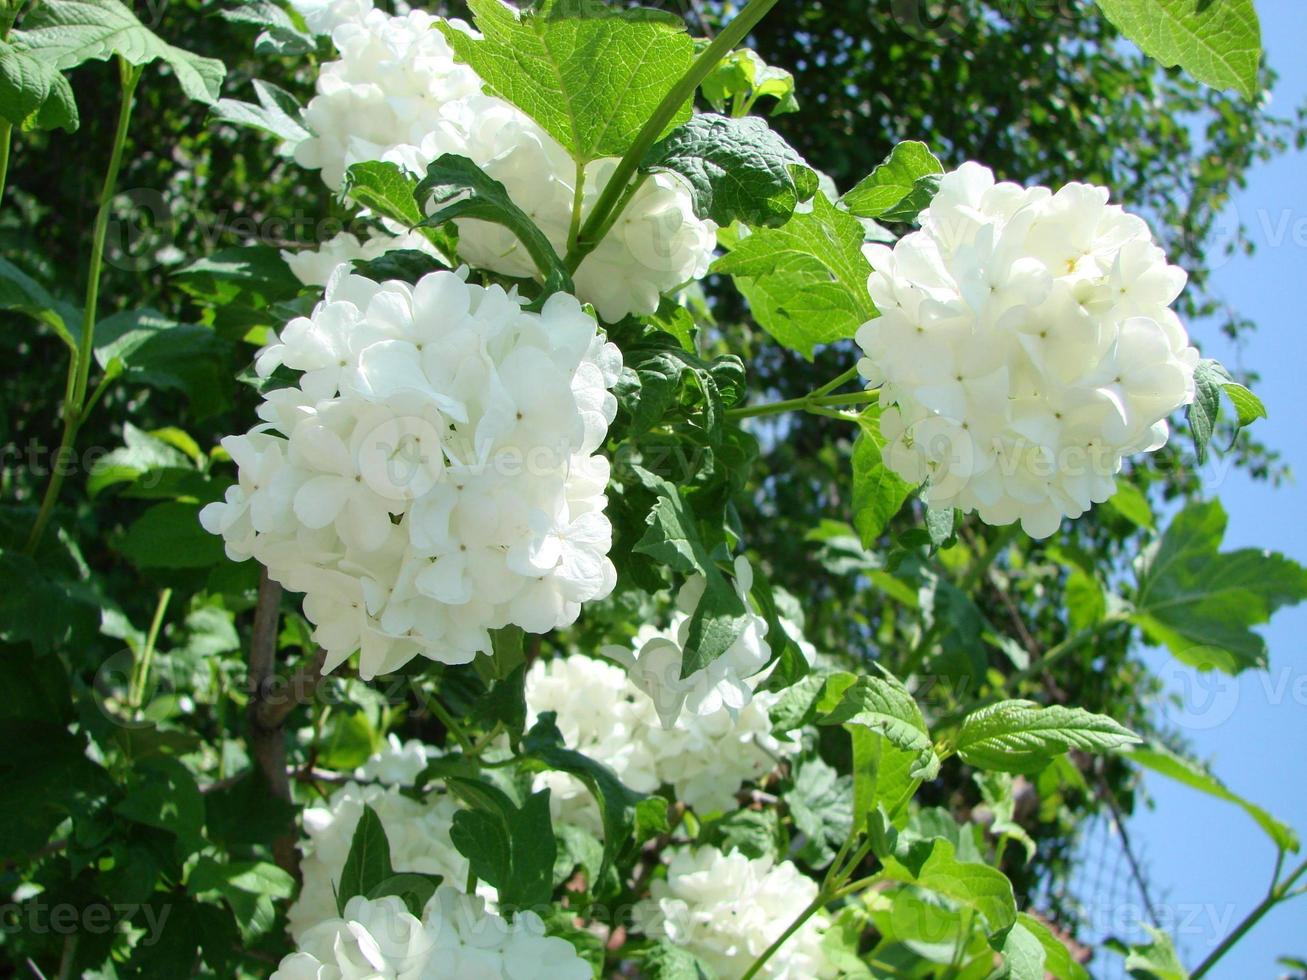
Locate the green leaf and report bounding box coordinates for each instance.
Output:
[188,858,295,942]
[614,330,743,440]
[522,713,648,875]
[94,309,233,417]
[851,407,912,546]
[786,755,853,867]
[1106,480,1154,529]
[850,728,921,828]
[336,803,393,913]
[119,501,227,569]
[633,475,749,676]
[417,154,572,294]
[1129,742,1298,853]
[996,920,1047,980]
[0,255,80,349]
[700,47,798,116]
[438,0,694,163]
[13,0,226,103]
[1124,925,1190,980]
[881,837,1017,935]
[712,193,876,358]
[1187,358,1266,461]
[448,779,556,910]
[643,113,816,227]
[211,78,309,143]
[955,700,1139,774]
[1132,499,1307,673]
[342,161,428,232]
[114,756,205,858]
[0,40,79,132]
[1093,0,1261,99]
[841,141,944,221]
[818,668,939,780]
[87,423,192,498]
[1016,913,1090,980]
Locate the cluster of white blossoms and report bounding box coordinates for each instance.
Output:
[274,890,591,979]
[634,846,836,979]
[200,268,621,678]
[609,557,786,728]
[287,778,479,939]
[856,162,1199,537]
[288,0,716,320]
[525,652,794,828]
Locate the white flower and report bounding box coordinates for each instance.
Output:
[282,228,442,287]
[287,7,717,321]
[287,779,480,940]
[276,895,430,980]
[275,889,592,980]
[354,733,435,786]
[633,846,836,980]
[292,8,482,189]
[610,557,773,728]
[856,162,1198,538]
[202,269,621,678]
[524,651,795,831]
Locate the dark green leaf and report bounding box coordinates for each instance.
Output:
[643,113,816,227]
[211,78,309,143]
[0,40,79,131]
[336,803,393,913]
[119,501,227,569]
[448,779,556,910]
[881,837,1017,935]
[851,407,912,546]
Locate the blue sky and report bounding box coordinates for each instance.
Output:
[1116,3,1307,977]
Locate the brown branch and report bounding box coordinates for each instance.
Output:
[246,570,300,875]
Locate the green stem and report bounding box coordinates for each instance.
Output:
[1191,857,1307,979]
[130,588,173,710]
[810,365,861,399]
[23,60,141,555]
[739,890,829,980]
[563,0,783,271]
[726,375,876,421]
[0,121,11,205]
[566,160,585,254]
[425,693,475,756]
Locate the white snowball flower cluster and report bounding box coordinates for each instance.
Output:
[353,733,434,786]
[290,4,716,320]
[282,228,441,287]
[287,778,478,939]
[856,162,1199,537]
[200,267,621,678]
[274,889,591,980]
[634,846,836,980]
[525,652,793,828]
[609,557,781,728]
[292,7,481,189]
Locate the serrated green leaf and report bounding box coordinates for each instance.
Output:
[188,857,295,942]
[643,113,816,228]
[1106,479,1154,529]
[211,78,308,143]
[93,309,233,417]
[366,872,445,918]
[1129,742,1298,853]
[416,154,571,294]
[786,754,853,866]
[841,141,944,221]
[1093,0,1261,99]
[1222,379,1267,428]
[640,941,719,979]
[439,0,693,163]
[523,713,648,876]
[448,779,556,910]
[996,920,1047,980]
[13,0,225,103]
[1186,358,1225,463]
[881,837,1017,935]
[819,669,939,780]
[633,475,749,676]
[1132,499,1307,673]
[713,193,876,358]
[955,700,1139,774]
[852,406,912,546]
[0,40,79,132]
[119,501,226,569]
[1016,913,1090,980]
[1124,924,1189,980]
[700,47,797,117]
